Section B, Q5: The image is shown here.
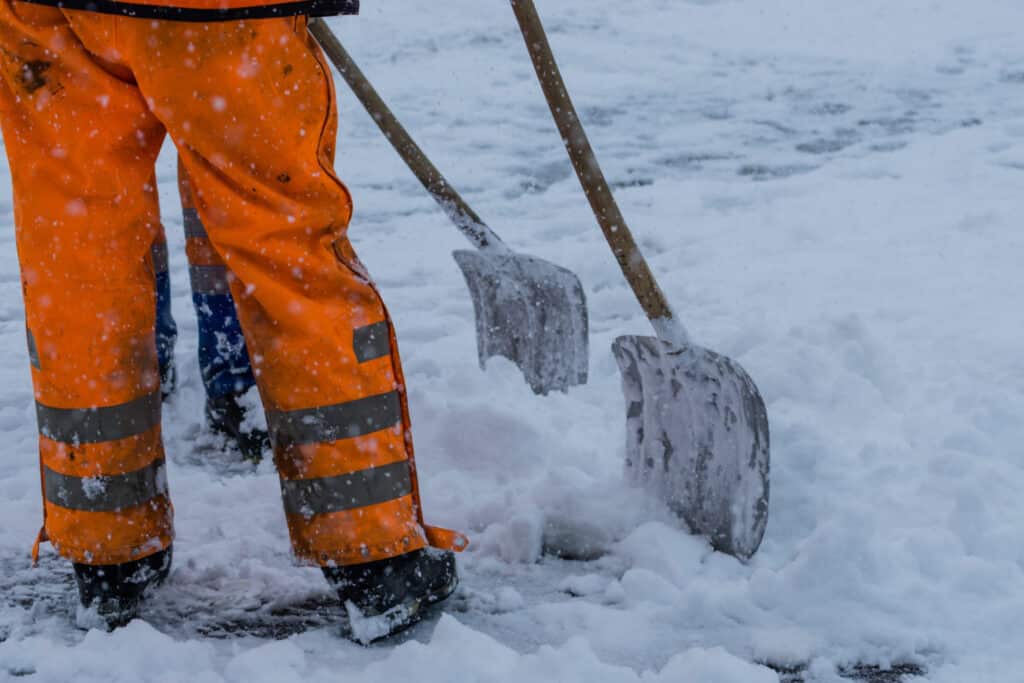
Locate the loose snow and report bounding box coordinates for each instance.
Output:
[2,1,1023,681]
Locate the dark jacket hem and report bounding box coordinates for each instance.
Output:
[26,0,357,20]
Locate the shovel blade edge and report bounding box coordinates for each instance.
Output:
[612,335,770,560]
[453,249,588,395]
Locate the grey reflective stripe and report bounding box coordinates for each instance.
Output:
[353,321,390,363]
[189,265,231,295]
[26,328,40,370]
[183,208,208,240]
[44,459,167,512]
[36,391,161,444]
[280,459,412,516]
[267,390,402,448]
[151,240,169,275]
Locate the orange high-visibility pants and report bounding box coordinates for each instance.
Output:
[0,2,464,567]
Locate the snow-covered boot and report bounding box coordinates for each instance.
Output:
[322,548,458,643]
[206,394,270,462]
[73,546,172,630]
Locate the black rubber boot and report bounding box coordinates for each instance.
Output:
[73,546,172,630]
[206,393,270,462]
[323,548,458,643]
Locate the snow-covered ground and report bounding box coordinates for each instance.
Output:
[3,1,1024,680]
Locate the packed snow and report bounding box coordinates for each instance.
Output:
[3,0,1024,680]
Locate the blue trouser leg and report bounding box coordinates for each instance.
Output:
[191,286,257,399]
[153,214,256,401]
[152,235,178,394]
[180,170,256,400]
[176,156,256,402]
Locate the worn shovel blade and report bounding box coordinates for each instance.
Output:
[453,249,588,395]
[612,335,770,560]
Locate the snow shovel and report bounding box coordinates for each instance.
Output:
[308,19,588,395]
[509,0,770,559]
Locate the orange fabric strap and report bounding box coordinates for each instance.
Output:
[425,525,469,553]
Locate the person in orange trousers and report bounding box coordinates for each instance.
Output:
[0,0,466,635]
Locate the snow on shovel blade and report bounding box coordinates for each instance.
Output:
[612,335,770,560]
[453,249,588,395]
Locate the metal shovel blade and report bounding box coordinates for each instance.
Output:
[453,249,588,395]
[612,335,770,560]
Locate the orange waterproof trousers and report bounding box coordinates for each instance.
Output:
[0,2,464,567]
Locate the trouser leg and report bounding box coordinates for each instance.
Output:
[177,159,256,400]
[0,2,173,565]
[66,13,439,566]
[152,220,178,396]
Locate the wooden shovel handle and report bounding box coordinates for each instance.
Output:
[308,18,506,253]
[509,0,683,340]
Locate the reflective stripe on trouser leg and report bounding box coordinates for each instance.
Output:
[41,439,172,562]
[353,321,390,363]
[268,390,427,564]
[178,161,257,399]
[42,437,174,565]
[35,384,173,565]
[35,377,174,565]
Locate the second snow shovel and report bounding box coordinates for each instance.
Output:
[309,19,588,395]
[510,0,770,559]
